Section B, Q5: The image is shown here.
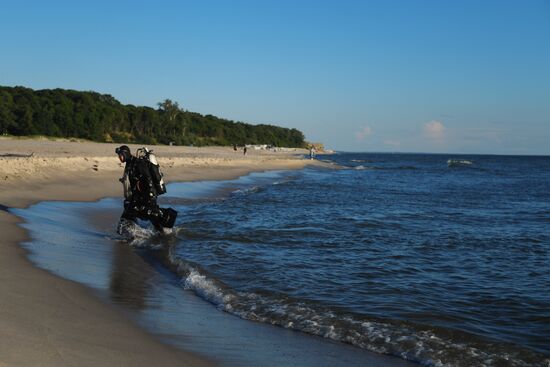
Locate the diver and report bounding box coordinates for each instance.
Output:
[115,145,177,234]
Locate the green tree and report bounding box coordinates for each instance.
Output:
[0,85,307,148]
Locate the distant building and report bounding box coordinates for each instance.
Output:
[245,144,269,150]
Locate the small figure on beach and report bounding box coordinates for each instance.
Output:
[115,145,178,234]
[243,146,247,155]
[309,147,316,160]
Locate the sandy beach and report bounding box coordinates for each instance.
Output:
[0,137,322,367]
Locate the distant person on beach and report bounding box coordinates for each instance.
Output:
[243,146,247,155]
[309,147,316,160]
[115,145,177,233]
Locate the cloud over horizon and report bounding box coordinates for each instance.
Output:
[423,120,446,142]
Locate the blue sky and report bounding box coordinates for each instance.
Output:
[1,0,549,154]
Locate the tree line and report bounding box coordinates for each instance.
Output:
[0,85,306,147]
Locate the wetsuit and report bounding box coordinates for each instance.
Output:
[120,156,176,231]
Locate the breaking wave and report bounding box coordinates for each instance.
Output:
[447,159,474,167]
[349,165,418,171]
[163,247,547,367]
[231,186,263,195]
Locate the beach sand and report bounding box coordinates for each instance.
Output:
[0,137,322,367]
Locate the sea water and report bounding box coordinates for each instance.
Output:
[14,153,550,366]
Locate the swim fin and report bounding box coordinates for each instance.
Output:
[160,207,178,228]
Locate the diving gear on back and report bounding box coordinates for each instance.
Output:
[136,147,167,196]
[118,147,167,199]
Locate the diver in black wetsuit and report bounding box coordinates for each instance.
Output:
[115,145,177,233]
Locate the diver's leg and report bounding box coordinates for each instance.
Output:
[121,200,139,221]
[142,199,177,231]
[149,207,178,231]
[144,200,164,231]
[117,200,139,234]
[159,207,178,228]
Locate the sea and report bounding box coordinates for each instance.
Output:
[13,153,550,367]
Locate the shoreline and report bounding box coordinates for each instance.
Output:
[0,138,327,366]
[17,176,417,367]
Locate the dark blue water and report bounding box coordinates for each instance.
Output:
[14,153,550,366]
[166,153,549,366]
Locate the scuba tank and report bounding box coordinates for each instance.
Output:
[136,147,167,195]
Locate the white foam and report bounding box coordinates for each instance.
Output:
[167,256,543,367]
[116,219,161,247]
[232,186,261,195]
[183,268,234,309]
[447,159,473,167]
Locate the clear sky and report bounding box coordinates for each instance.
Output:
[1,0,549,154]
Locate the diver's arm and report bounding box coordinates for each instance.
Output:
[119,164,131,199]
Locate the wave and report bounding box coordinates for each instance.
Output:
[349,159,384,164]
[231,185,263,195]
[350,165,418,171]
[392,166,418,170]
[447,159,474,168]
[350,159,378,163]
[116,220,175,248]
[316,159,338,165]
[162,247,547,367]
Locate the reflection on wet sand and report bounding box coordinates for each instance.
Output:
[110,242,155,310]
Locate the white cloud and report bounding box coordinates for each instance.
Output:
[423,120,446,141]
[355,126,372,141]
